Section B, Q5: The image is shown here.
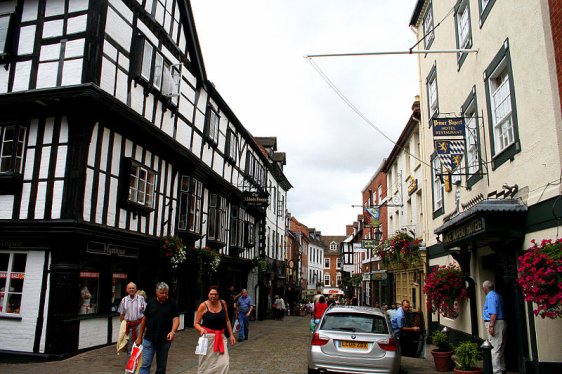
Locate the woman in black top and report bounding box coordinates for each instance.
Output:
[194,286,236,373]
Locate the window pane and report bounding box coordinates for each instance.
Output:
[79,271,99,314]
[0,14,10,53]
[153,53,163,89]
[141,41,153,80]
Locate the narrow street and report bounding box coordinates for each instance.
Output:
[0,315,442,374]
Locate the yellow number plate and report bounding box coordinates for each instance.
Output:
[341,340,368,349]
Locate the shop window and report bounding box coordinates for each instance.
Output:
[177,175,203,235]
[79,271,99,314]
[112,272,128,312]
[208,193,227,243]
[0,252,26,315]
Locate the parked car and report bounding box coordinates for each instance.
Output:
[307,305,425,374]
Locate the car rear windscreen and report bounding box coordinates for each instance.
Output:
[321,313,389,334]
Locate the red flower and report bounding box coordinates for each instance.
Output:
[423,263,467,319]
[517,238,562,319]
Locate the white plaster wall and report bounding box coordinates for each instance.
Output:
[78,318,109,349]
[0,250,46,352]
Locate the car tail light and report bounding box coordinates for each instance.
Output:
[311,333,329,346]
[377,338,398,351]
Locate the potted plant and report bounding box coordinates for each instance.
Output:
[423,264,468,319]
[453,341,482,374]
[517,238,562,319]
[431,330,453,372]
[160,235,186,269]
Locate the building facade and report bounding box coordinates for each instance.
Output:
[0,0,290,356]
[411,1,562,372]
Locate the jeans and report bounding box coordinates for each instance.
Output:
[238,312,250,340]
[139,338,171,374]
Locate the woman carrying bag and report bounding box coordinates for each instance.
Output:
[194,286,236,373]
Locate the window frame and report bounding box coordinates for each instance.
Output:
[426,64,439,121]
[478,0,496,27]
[324,258,330,268]
[204,107,220,146]
[461,88,483,188]
[0,12,14,62]
[0,252,27,316]
[484,40,520,170]
[187,177,203,234]
[454,0,472,68]
[0,124,27,175]
[431,152,444,218]
[225,129,238,162]
[324,274,330,286]
[208,193,227,244]
[120,159,157,215]
[422,2,435,49]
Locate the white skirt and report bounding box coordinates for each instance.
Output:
[197,334,229,374]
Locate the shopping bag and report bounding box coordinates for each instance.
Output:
[233,319,240,332]
[125,343,143,373]
[195,334,208,356]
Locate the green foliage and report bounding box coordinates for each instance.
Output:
[374,231,423,270]
[431,331,452,352]
[454,341,481,370]
[252,256,267,272]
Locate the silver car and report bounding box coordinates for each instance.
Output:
[307,305,425,374]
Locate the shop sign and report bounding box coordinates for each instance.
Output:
[0,272,25,279]
[408,178,418,196]
[80,271,100,278]
[432,117,465,137]
[361,239,376,249]
[362,273,370,281]
[342,264,354,272]
[442,218,485,244]
[243,191,269,208]
[87,242,139,258]
[371,270,387,280]
[0,240,23,248]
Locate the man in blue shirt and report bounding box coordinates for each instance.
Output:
[482,280,507,374]
[236,289,254,341]
[390,300,420,338]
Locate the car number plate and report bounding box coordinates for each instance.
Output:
[341,340,368,349]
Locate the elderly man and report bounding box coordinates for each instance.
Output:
[482,280,507,374]
[118,282,146,355]
[236,289,254,341]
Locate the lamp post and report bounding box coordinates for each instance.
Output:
[372,225,383,306]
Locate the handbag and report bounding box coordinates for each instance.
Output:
[124,343,143,373]
[195,334,209,355]
[233,319,240,332]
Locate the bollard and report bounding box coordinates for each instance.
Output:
[481,339,493,374]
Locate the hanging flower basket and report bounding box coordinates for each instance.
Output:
[375,231,423,270]
[197,247,221,273]
[423,264,467,319]
[160,235,186,269]
[517,238,562,319]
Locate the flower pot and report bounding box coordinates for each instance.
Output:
[453,368,483,374]
[431,349,453,372]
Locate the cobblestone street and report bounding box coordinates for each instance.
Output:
[0,315,443,373]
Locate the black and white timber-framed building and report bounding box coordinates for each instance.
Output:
[0,0,291,356]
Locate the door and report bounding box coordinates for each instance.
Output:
[399,311,427,358]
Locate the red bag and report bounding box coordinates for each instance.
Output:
[125,343,143,373]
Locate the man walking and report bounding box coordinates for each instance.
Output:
[118,282,146,355]
[482,280,507,374]
[136,282,179,374]
[236,289,254,341]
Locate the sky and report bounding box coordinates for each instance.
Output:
[190,0,420,235]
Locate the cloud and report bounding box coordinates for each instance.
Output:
[191,0,419,234]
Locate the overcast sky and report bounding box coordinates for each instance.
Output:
[191,0,420,235]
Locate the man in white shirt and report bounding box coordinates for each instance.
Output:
[118,282,146,355]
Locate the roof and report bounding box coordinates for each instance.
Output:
[409,0,427,27]
[435,199,528,234]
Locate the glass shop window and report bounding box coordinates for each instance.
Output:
[112,272,128,312]
[79,271,99,314]
[0,252,27,315]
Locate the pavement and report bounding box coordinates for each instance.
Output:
[0,315,449,373]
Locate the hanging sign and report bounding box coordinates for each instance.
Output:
[364,207,380,226]
[432,118,465,137]
[434,140,466,172]
[243,191,269,208]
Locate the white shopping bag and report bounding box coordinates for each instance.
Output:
[233,319,240,332]
[195,334,208,355]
